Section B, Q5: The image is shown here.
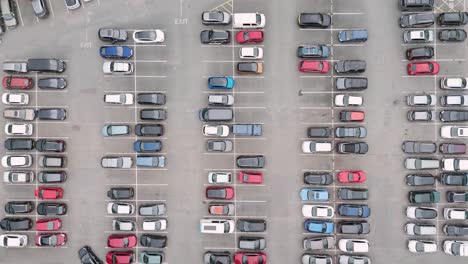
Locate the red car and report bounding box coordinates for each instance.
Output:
[36,218,62,231]
[236,31,264,43]
[407,61,439,75]
[339,111,365,122]
[298,60,329,73]
[34,187,63,200]
[337,170,366,183]
[107,234,137,248]
[234,252,267,264]
[238,172,263,184]
[106,251,135,264]
[35,233,67,247]
[2,76,34,89]
[206,186,234,200]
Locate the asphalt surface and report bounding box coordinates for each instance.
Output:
[0,0,467,263]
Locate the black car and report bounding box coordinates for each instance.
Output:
[297,13,332,28]
[38,78,67,89]
[31,0,49,18]
[307,127,331,138]
[140,109,167,121]
[338,221,370,234]
[443,225,468,236]
[27,59,66,73]
[35,139,66,152]
[400,13,435,28]
[78,246,103,264]
[336,142,368,154]
[135,124,164,136]
[236,155,265,168]
[37,108,67,120]
[335,127,367,138]
[405,174,435,186]
[401,141,436,154]
[200,30,230,44]
[5,201,34,214]
[107,187,135,200]
[334,60,366,74]
[236,219,266,232]
[400,0,434,11]
[38,171,67,183]
[137,93,166,105]
[439,29,467,42]
[447,191,468,203]
[0,218,32,231]
[203,252,231,264]
[440,173,468,186]
[140,234,167,248]
[304,172,333,185]
[37,203,67,215]
[440,110,468,122]
[4,138,34,151]
[98,28,128,43]
[438,12,468,26]
[335,77,368,90]
[406,46,434,60]
[338,188,369,200]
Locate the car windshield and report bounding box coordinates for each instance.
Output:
[416,242,425,252]
[224,222,230,233]
[211,78,227,87]
[452,243,461,255]
[208,12,222,21]
[136,31,156,41]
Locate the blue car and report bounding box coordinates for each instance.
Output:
[338,204,371,218]
[338,30,368,43]
[208,76,234,89]
[133,140,162,152]
[136,155,166,168]
[304,220,334,234]
[99,46,133,59]
[300,188,329,201]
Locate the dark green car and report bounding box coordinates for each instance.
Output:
[409,190,440,204]
[140,251,163,264]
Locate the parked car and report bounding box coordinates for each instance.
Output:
[107,234,137,248]
[239,237,266,250]
[0,0,17,28]
[444,225,468,236]
[37,108,67,120]
[133,30,165,43]
[142,219,167,231]
[405,223,436,236]
[5,201,34,214]
[442,158,468,172]
[440,110,468,122]
[208,76,234,89]
[5,123,33,136]
[1,155,33,168]
[232,124,262,136]
[107,187,134,200]
[200,29,230,44]
[234,252,266,264]
[403,29,434,43]
[236,219,267,232]
[302,141,332,153]
[206,186,234,200]
[207,139,233,152]
[297,13,331,28]
[135,124,164,136]
[338,221,370,234]
[137,93,166,105]
[303,236,335,250]
[237,62,263,74]
[299,60,329,73]
[405,174,436,186]
[406,206,437,219]
[302,205,334,218]
[408,190,440,203]
[208,94,234,106]
[297,44,329,58]
[0,234,27,248]
[35,233,67,247]
[406,46,434,60]
[208,203,234,216]
[300,188,329,201]
[338,239,369,253]
[303,172,333,185]
[136,155,166,168]
[407,62,439,75]
[304,219,334,234]
[339,111,365,122]
[3,171,34,183]
[443,240,468,256]
[99,46,133,59]
[140,109,166,121]
[112,219,135,231]
[133,140,162,153]
[238,171,262,184]
[140,251,164,264]
[140,235,167,248]
[35,187,63,200]
[440,77,467,89]
[39,155,65,168]
[400,13,435,28]
[98,28,128,43]
[201,11,231,25]
[334,60,366,74]
[400,0,434,11]
[335,127,367,138]
[64,0,80,10]
[37,203,67,216]
[101,156,133,169]
[439,29,467,42]
[408,240,437,253]
[405,158,439,170]
[0,218,32,231]
[440,95,468,106]
[335,77,368,90]
[104,93,134,105]
[336,142,368,154]
[107,202,134,215]
[444,208,468,220]
[38,78,67,90]
[139,204,166,216]
[236,155,265,168]
[3,62,27,73]
[38,171,67,184]
[78,246,102,264]
[4,138,34,151]
[440,143,466,154]
[401,141,436,154]
[31,0,49,18]
[438,12,468,26]
[338,188,368,200]
[3,108,35,121]
[106,252,134,264]
[199,108,233,122]
[307,127,331,138]
[441,126,468,138]
[338,255,371,264]
[447,191,468,203]
[27,59,65,73]
[208,172,232,184]
[337,170,366,183]
[35,139,65,152]
[2,76,33,89]
[302,255,332,264]
[236,30,263,43]
[239,47,263,59]
[338,204,371,218]
[102,62,133,75]
[2,93,29,105]
[338,30,368,43]
[334,95,363,107]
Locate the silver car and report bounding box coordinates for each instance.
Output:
[101,156,133,169]
[139,203,166,216]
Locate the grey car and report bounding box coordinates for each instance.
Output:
[139,204,166,216]
[338,188,369,200]
[307,127,331,138]
[301,254,332,264]
[440,110,468,122]
[401,141,436,154]
[404,158,439,170]
[101,156,133,169]
[140,109,167,121]
[37,108,66,120]
[405,174,435,186]
[2,62,28,73]
[236,155,265,168]
[304,172,333,185]
[207,140,233,152]
[101,125,131,136]
[31,0,48,18]
[238,237,266,250]
[201,11,231,25]
[400,13,435,28]
[443,225,468,236]
[334,60,366,74]
[98,28,128,43]
[335,77,368,90]
[407,110,435,121]
[236,219,266,232]
[137,93,166,105]
[303,236,335,250]
[338,255,371,264]
[335,127,367,138]
[338,221,370,234]
[38,78,67,90]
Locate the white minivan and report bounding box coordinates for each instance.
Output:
[233,13,266,29]
[200,219,235,234]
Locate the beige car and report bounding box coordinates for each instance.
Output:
[3,109,36,121]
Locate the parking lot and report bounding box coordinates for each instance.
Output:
[0,0,467,263]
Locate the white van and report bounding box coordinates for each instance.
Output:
[200,219,235,234]
[233,13,266,29]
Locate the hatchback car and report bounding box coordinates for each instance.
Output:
[236,155,265,168]
[298,13,331,28]
[400,13,435,28]
[408,240,437,253]
[338,221,370,235]
[239,237,266,250]
[334,60,366,74]
[78,246,102,264]
[338,239,369,253]
[101,156,133,169]
[107,234,137,248]
[303,172,333,185]
[304,220,334,234]
[3,171,34,183]
[440,143,466,154]
[447,191,468,203]
[0,234,27,248]
[5,201,34,214]
[140,109,167,121]
[297,45,329,58]
[338,188,368,200]
[36,218,62,231]
[208,76,234,89]
[336,142,368,154]
[440,77,467,89]
[408,190,440,203]
[237,62,263,74]
[107,202,134,215]
[112,219,136,231]
[335,77,368,90]
[307,127,331,138]
[408,110,435,121]
[440,95,468,106]
[2,93,29,105]
[37,203,67,216]
[107,187,134,200]
[407,61,439,75]
[140,235,167,248]
[334,95,363,107]
[339,111,365,122]
[239,47,264,59]
[133,140,162,153]
[2,76,33,90]
[337,170,366,183]
[302,205,334,218]
[31,0,49,18]
[439,29,467,42]
[98,28,128,43]
[0,218,32,231]
[299,60,329,73]
[201,11,231,25]
[406,46,434,60]
[133,30,165,43]
[34,186,63,200]
[303,236,335,250]
[338,204,371,218]
[236,219,266,232]
[406,206,437,219]
[438,12,468,26]
[38,78,67,90]
[300,188,329,201]
[137,93,166,105]
[38,171,67,184]
[200,29,230,44]
[1,155,33,168]
[65,0,80,10]
[135,124,164,136]
[406,174,436,186]
[140,251,164,264]
[206,186,234,200]
[103,62,133,75]
[236,30,263,43]
[106,251,134,264]
[335,127,367,138]
[209,203,235,216]
[238,171,262,184]
[99,46,133,59]
[302,141,332,153]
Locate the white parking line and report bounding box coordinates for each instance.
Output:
[14,0,24,26]
[135,60,167,63]
[202,91,264,94]
[104,75,167,78]
[46,0,55,18]
[106,183,169,186]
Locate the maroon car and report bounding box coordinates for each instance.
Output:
[440,143,466,154]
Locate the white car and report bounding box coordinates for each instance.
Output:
[133,30,165,43]
[202,125,229,137]
[3,171,34,183]
[444,208,468,220]
[0,234,28,248]
[334,94,363,107]
[239,47,264,59]
[441,95,468,106]
[102,62,134,75]
[107,202,135,215]
[338,239,369,253]
[208,94,234,106]
[4,123,33,136]
[2,155,33,168]
[443,240,468,256]
[302,205,334,218]
[404,223,436,236]
[440,77,467,89]
[2,93,29,105]
[441,126,468,139]
[442,158,468,172]
[112,219,135,231]
[208,172,232,183]
[104,93,134,105]
[407,94,436,106]
[406,206,437,219]
[302,141,332,153]
[408,240,437,253]
[101,156,133,169]
[64,0,80,10]
[142,219,167,231]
